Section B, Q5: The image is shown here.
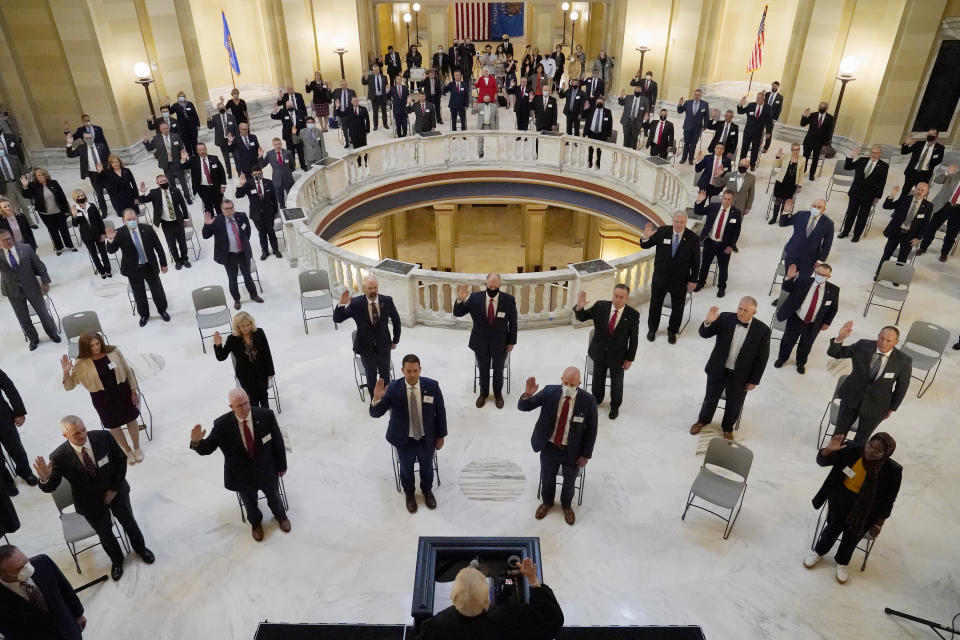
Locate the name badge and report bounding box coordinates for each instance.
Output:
[107,362,117,370]
[97,455,109,467]
[842,466,856,478]
[261,433,272,443]
[824,301,832,306]
[572,416,584,423]
[662,238,671,244]
[423,395,434,404]
[917,214,925,220]
[497,311,506,318]
[883,372,895,379]
[729,219,738,225]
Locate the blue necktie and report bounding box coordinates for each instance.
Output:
[671,233,679,257]
[132,230,147,264]
[7,249,17,270]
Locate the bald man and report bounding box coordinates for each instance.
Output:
[518,368,597,525]
[334,275,402,398]
[838,145,889,241]
[190,388,289,541]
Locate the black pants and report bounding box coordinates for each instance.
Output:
[224,252,257,301]
[159,220,188,266]
[877,230,914,274]
[622,123,641,149]
[450,107,467,131]
[89,173,110,215]
[85,490,146,563]
[237,479,285,527]
[431,97,443,123]
[565,114,581,136]
[763,119,776,151]
[698,369,746,433]
[180,128,198,156]
[803,144,822,180]
[648,279,686,334]
[516,111,530,131]
[903,168,932,195]
[591,357,624,409]
[920,203,960,256]
[814,486,862,565]
[649,143,669,159]
[840,197,873,239]
[10,293,58,343]
[740,131,763,169]
[163,169,191,202]
[540,443,578,508]
[394,112,408,137]
[371,96,388,129]
[475,346,506,396]
[835,401,882,445]
[217,144,234,178]
[197,185,223,216]
[587,143,603,168]
[698,238,731,290]
[250,216,279,255]
[0,420,30,479]
[83,236,110,275]
[241,377,269,408]
[40,213,74,252]
[128,265,167,318]
[778,315,820,366]
[360,351,392,397]
[396,436,435,497]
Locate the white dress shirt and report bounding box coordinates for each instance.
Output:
[69,439,96,464]
[918,143,933,171]
[406,380,423,438]
[796,281,824,322]
[710,207,730,241]
[608,304,623,330]
[366,295,380,323]
[200,157,212,186]
[86,144,101,169]
[724,319,750,370]
[161,190,176,222]
[871,349,890,380]
[549,387,577,446]
[4,245,19,268]
[236,413,255,451]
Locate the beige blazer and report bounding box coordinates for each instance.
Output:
[775,154,802,183]
[63,349,138,393]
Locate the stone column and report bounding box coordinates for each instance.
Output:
[434,203,456,271]
[523,203,547,272]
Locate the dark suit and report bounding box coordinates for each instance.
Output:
[900,140,944,192]
[169,99,201,155]
[840,156,889,239]
[583,76,605,104]
[65,140,110,213]
[697,313,771,432]
[236,178,280,255]
[229,132,261,177]
[574,301,639,409]
[0,243,59,342]
[827,339,912,444]
[677,99,709,162]
[407,101,437,134]
[277,92,308,119]
[334,294,402,396]
[877,195,931,272]
[640,226,700,334]
[390,85,411,137]
[920,168,960,256]
[775,275,839,367]
[559,86,586,135]
[536,96,558,133]
[694,201,741,291]
[269,109,306,170]
[454,291,518,396]
[645,118,674,158]
[518,385,597,507]
[422,75,444,123]
[144,185,189,266]
[344,105,371,151]
[385,50,403,79]
[369,377,447,496]
[695,153,732,196]
[202,212,257,302]
[800,111,834,179]
[106,224,168,318]
[182,152,226,215]
[779,210,834,278]
[70,202,110,275]
[0,369,30,486]
[512,85,534,130]
[0,554,84,640]
[582,106,612,168]
[0,213,36,249]
[736,102,772,169]
[191,407,287,526]
[143,132,190,198]
[21,179,75,252]
[71,124,109,153]
[259,148,295,208]
[618,93,649,149]
[207,111,238,178]
[432,51,451,79]
[364,73,390,129]
[39,431,147,563]
[762,91,784,150]
[443,79,470,130]
[416,583,564,640]
[630,77,658,107]
[707,118,739,156]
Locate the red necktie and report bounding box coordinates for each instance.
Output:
[203,157,211,182]
[256,179,263,198]
[714,208,726,241]
[554,396,571,446]
[354,107,358,116]
[241,419,257,458]
[81,447,98,477]
[608,308,618,334]
[422,104,426,114]
[951,183,960,205]
[803,284,821,324]
[656,123,663,144]
[277,151,283,165]
[487,299,495,325]
[229,217,244,252]
[756,106,762,119]
[818,114,823,127]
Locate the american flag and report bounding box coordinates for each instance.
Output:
[456,2,489,41]
[747,5,767,73]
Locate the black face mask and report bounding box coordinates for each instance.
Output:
[738,166,748,174]
[634,91,641,97]
[926,135,936,142]
[159,183,169,190]
[659,115,667,121]
[486,288,498,298]
[76,197,86,203]
[218,109,226,114]
[818,107,826,114]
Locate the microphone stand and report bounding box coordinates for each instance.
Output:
[885,608,959,639]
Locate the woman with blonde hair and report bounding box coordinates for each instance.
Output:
[70,188,111,278]
[770,142,803,224]
[61,332,144,464]
[19,168,76,255]
[103,154,139,217]
[212,311,275,409]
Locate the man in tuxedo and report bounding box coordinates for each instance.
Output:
[707,109,739,157]
[838,145,889,241]
[391,75,411,137]
[207,101,238,179]
[432,46,450,81]
[0,545,85,639]
[443,69,470,131]
[559,78,586,136]
[408,91,438,134]
[573,286,639,420]
[190,388,289,541]
[918,164,960,261]
[874,183,930,275]
[512,77,534,131]
[334,275,402,397]
[518,368,597,526]
[181,142,226,216]
[774,263,839,373]
[68,114,109,153]
[677,89,709,164]
[800,102,834,181]
[762,81,784,152]
[385,45,403,81]
[235,171,281,261]
[270,100,306,170]
[106,209,170,326]
[423,68,444,125]
[65,131,110,214]
[296,116,328,165]
[719,159,756,216]
[583,98,612,169]
[277,84,308,120]
[630,71,658,106]
[142,121,191,202]
[827,322,912,444]
[779,199,834,278]
[228,122,260,178]
[333,81,358,148]
[694,144,731,199]
[618,86,649,149]
[202,199,264,309]
[0,230,62,349]
[689,298,771,440]
[0,369,38,492]
[454,273,518,409]
[693,189,741,297]
[736,91,771,170]
[364,64,390,131]
[639,212,700,343]
[344,96,371,156]
[259,138,295,209]
[369,354,446,513]
[36,415,155,580]
[900,130,944,193]
[645,108,674,159]
[141,174,191,270]
[168,91,201,156]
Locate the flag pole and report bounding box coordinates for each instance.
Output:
[229,54,236,90]
[747,71,753,93]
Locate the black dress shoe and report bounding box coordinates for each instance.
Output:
[647,331,656,342]
[183,261,191,268]
[5,484,18,496]
[101,273,108,279]
[139,317,148,327]
[796,364,806,374]
[850,238,859,243]
[22,474,39,487]
[111,563,124,581]
[837,233,849,239]
[952,341,960,351]
[773,359,784,368]
[175,263,182,270]
[939,254,949,263]
[423,491,437,509]
[667,332,677,344]
[51,335,62,343]
[260,252,270,261]
[608,408,619,420]
[693,284,704,292]
[716,289,726,298]
[768,216,778,225]
[159,312,171,322]
[405,495,418,513]
[274,250,283,259]
[137,548,155,564]
[494,394,504,409]
[28,341,38,351]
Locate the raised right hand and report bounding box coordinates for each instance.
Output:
[837,320,853,342]
[786,263,798,280]
[576,290,586,309]
[372,378,387,402]
[339,289,351,305]
[139,181,147,193]
[825,433,846,452]
[33,456,51,483]
[19,175,28,187]
[802,107,811,117]
[524,376,538,396]
[705,305,720,324]
[190,424,206,443]
[890,185,900,197]
[142,133,150,142]
[60,354,72,374]
[204,211,214,225]
[104,226,116,240]
[696,189,707,204]
[226,132,234,144]
[456,284,470,300]
[237,173,247,186]
[642,222,654,238]
[213,331,222,346]
[851,146,861,157]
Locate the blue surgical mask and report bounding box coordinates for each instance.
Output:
[126,220,138,229]
[178,96,186,103]
[306,122,315,129]
[161,112,170,119]
[810,207,822,217]
[814,274,828,284]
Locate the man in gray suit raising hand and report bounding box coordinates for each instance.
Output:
[0,230,61,350]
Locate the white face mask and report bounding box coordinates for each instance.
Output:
[814,274,828,284]
[561,384,577,397]
[810,207,822,217]
[17,562,34,582]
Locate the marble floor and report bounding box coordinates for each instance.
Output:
[3,106,959,640]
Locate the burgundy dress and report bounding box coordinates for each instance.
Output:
[89,357,140,428]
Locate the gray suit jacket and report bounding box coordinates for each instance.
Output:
[260,149,295,191]
[143,133,184,172]
[930,168,960,211]
[293,128,328,166]
[0,243,50,299]
[720,171,756,213]
[471,102,500,129]
[619,93,649,126]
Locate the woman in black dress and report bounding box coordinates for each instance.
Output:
[19,169,76,255]
[70,188,111,278]
[770,142,803,224]
[61,332,143,464]
[103,155,139,217]
[213,311,275,409]
[227,87,249,125]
